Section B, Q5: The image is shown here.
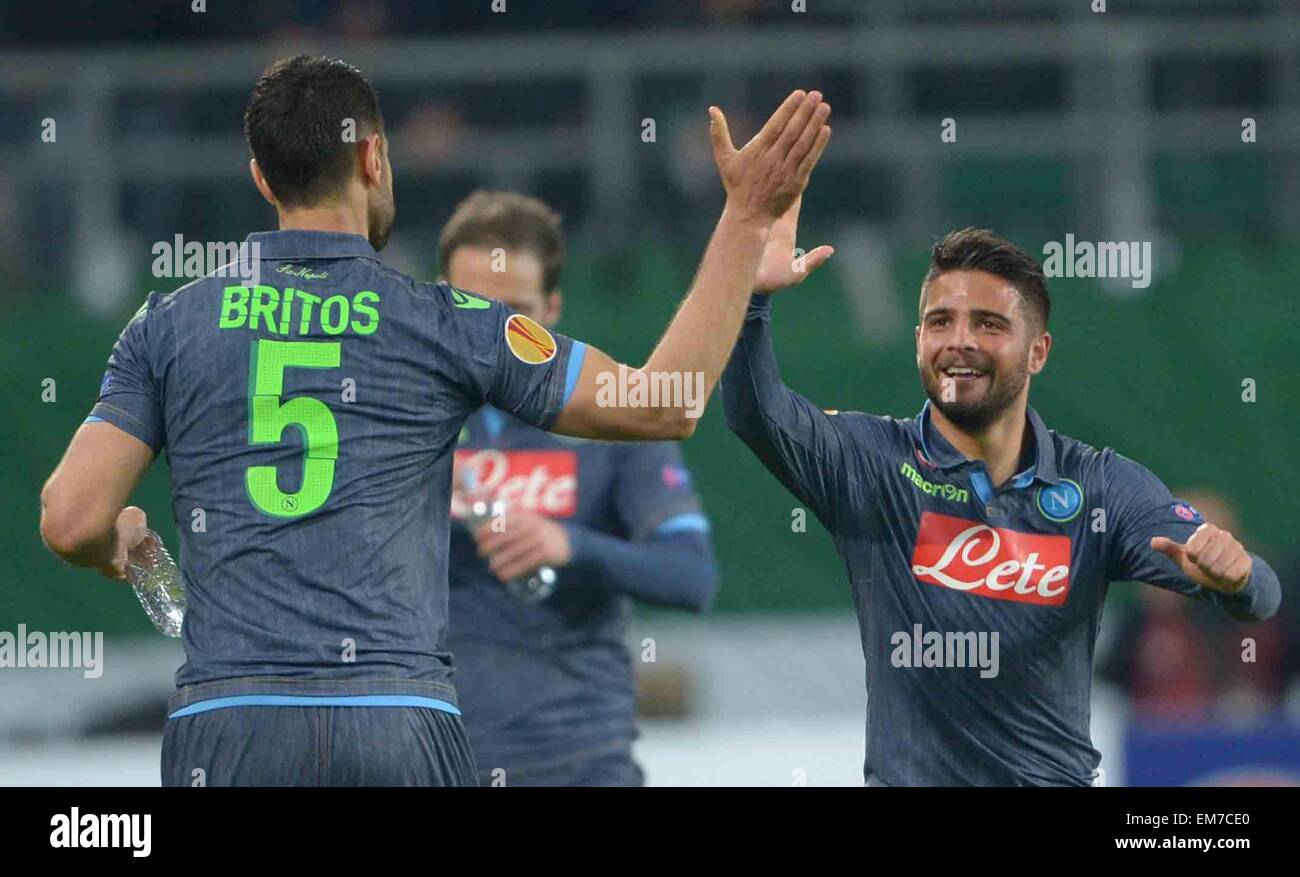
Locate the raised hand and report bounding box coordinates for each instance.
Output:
[754,196,834,294]
[709,90,832,224]
[1150,523,1254,594]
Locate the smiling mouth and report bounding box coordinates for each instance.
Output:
[941,366,987,383]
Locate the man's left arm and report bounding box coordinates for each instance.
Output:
[1105,451,1281,622]
[562,442,717,612]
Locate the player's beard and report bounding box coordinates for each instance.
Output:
[368,192,395,251]
[920,352,1029,434]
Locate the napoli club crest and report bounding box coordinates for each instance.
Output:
[1036,479,1083,523]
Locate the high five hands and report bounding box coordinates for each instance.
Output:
[709,90,832,225]
[708,90,835,294]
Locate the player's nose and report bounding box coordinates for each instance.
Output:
[949,321,979,350]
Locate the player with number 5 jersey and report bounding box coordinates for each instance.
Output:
[38,55,833,785]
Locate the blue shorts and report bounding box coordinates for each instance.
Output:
[162,705,477,787]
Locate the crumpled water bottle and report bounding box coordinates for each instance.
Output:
[460,498,558,604]
[125,529,186,637]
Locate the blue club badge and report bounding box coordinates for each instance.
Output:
[1036,479,1083,523]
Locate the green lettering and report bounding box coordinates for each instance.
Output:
[279,288,294,335]
[249,285,280,332]
[246,339,341,517]
[350,291,380,335]
[219,285,250,329]
[295,291,322,335]
[320,295,350,335]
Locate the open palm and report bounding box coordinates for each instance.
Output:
[754,196,834,294]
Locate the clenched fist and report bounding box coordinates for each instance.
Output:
[1150,523,1253,594]
[102,505,148,581]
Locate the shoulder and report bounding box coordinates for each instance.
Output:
[1051,430,1108,476]
[829,410,915,449]
[406,280,511,332]
[403,278,495,312]
[115,288,173,341]
[1052,431,1166,500]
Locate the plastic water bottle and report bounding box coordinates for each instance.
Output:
[463,499,558,603]
[125,530,186,637]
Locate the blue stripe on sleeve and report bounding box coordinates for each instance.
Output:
[83,416,104,424]
[654,512,711,536]
[562,341,587,408]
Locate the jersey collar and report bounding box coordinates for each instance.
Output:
[244,230,378,261]
[915,399,1059,487]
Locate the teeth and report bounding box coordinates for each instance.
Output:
[945,367,980,376]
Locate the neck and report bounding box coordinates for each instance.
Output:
[930,398,1030,488]
[276,199,369,241]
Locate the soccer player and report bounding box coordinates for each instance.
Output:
[36,56,831,786]
[438,190,716,786]
[722,214,1283,786]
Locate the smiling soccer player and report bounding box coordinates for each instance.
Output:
[722,217,1282,786]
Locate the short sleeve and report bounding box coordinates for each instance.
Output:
[613,441,708,542]
[436,284,585,431]
[87,295,165,454]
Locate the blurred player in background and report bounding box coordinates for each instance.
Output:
[439,191,717,786]
[723,213,1282,786]
[37,52,831,786]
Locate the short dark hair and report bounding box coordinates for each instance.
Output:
[438,191,567,294]
[920,227,1050,329]
[244,55,385,209]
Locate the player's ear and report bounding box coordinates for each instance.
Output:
[249,159,277,207]
[544,289,563,326]
[1027,330,1052,375]
[359,133,384,187]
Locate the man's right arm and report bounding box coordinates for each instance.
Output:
[550,90,832,441]
[718,194,858,529]
[721,294,860,531]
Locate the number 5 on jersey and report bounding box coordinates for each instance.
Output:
[246,339,341,518]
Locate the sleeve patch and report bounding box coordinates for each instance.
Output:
[505,313,557,364]
[661,463,692,489]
